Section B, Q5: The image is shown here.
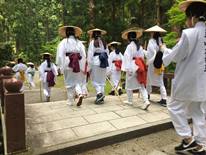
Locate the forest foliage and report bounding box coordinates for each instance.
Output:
[0,0,186,68]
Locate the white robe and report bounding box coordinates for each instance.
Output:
[146,38,164,87]
[12,63,27,81]
[56,36,86,89]
[163,22,206,102]
[87,39,109,94]
[26,67,36,88]
[121,42,144,90]
[108,50,123,88]
[39,61,58,97]
[163,22,206,145]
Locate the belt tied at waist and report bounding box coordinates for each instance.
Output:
[66,52,82,73]
[112,60,122,71]
[93,52,109,68]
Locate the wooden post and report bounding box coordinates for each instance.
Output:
[0,75,13,113]
[3,92,26,154]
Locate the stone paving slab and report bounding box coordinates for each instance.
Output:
[24,94,172,155]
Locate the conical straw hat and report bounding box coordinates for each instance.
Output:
[87,28,107,35]
[108,41,121,46]
[121,27,143,40]
[59,25,83,38]
[145,25,167,33]
[179,0,206,11]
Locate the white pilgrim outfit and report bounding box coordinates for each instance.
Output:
[162,22,206,146]
[26,66,36,88]
[56,36,86,104]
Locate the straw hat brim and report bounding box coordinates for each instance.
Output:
[87,28,107,35]
[27,62,34,66]
[42,52,52,56]
[145,25,167,33]
[9,61,16,64]
[108,41,121,46]
[81,41,87,44]
[179,0,206,11]
[121,28,143,40]
[59,26,83,38]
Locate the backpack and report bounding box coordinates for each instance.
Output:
[153,51,163,69]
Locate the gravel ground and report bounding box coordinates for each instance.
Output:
[78,129,182,155]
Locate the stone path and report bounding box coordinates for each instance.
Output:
[24,94,172,155]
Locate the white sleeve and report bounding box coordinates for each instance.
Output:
[87,40,94,68]
[12,64,18,72]
[163,32,189,67]
[52,63,58,76]
[146,41,157,65]
[122,46,132,72]
[56,40,65,68]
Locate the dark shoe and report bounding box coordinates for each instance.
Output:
[77,95,84,107]
[148,94,150,100]
[95,93,105,104]
[118,89,123,96]
[175,139,198,152]
[158,99,167,107]
[46,96,50,102]
[109,90,115,96]
[190,148,206,155]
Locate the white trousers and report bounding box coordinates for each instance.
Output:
[91,65,107,94]
[27,74,35,88]
[126,84,149,103]
[42,82,51,98]
[67,87,75,104]
[168,99,206,146]
[111,70,121,88]
[147,84,167,100]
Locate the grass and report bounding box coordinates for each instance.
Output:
[27,72,124,95]
[55,75,120,95]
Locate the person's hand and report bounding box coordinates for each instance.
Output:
[160,44,166,52]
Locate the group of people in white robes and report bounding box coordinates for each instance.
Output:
[12,58,36,91]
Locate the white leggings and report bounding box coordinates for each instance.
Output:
[126,85,149,103]
[168,99,206,146]
[147,85,167,100]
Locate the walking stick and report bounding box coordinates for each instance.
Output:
[39,80,43,102]
[106,76,124,104]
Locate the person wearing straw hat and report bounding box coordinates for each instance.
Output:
[87,28,109,104]
[39,53,58,102]
[56,26,86,106]
[26,62,36,88]
[144,25,168,107]
[12,58,27,91]
[121,27,150,110]
[108,41,123,96]
[161,0,206,153]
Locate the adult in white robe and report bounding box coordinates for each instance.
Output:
[121,28,150,110]
[87,28,109,104]
[161,1,206,153]
[144,26,167,106]
[39,53,58,102]
[12,58,27,91]
[56,26,86,106]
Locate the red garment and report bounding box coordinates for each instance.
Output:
[134,57,147,87]
[67,53,82,73]
[113,60,122,71]
[46,71,55,87]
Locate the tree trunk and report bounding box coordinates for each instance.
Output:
[61,0,67,25]
[140,0,144,27]
[156,0,160,25]
[88,0,94,28]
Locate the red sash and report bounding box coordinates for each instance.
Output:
[134,57,147,87]
[113,60,122,71]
